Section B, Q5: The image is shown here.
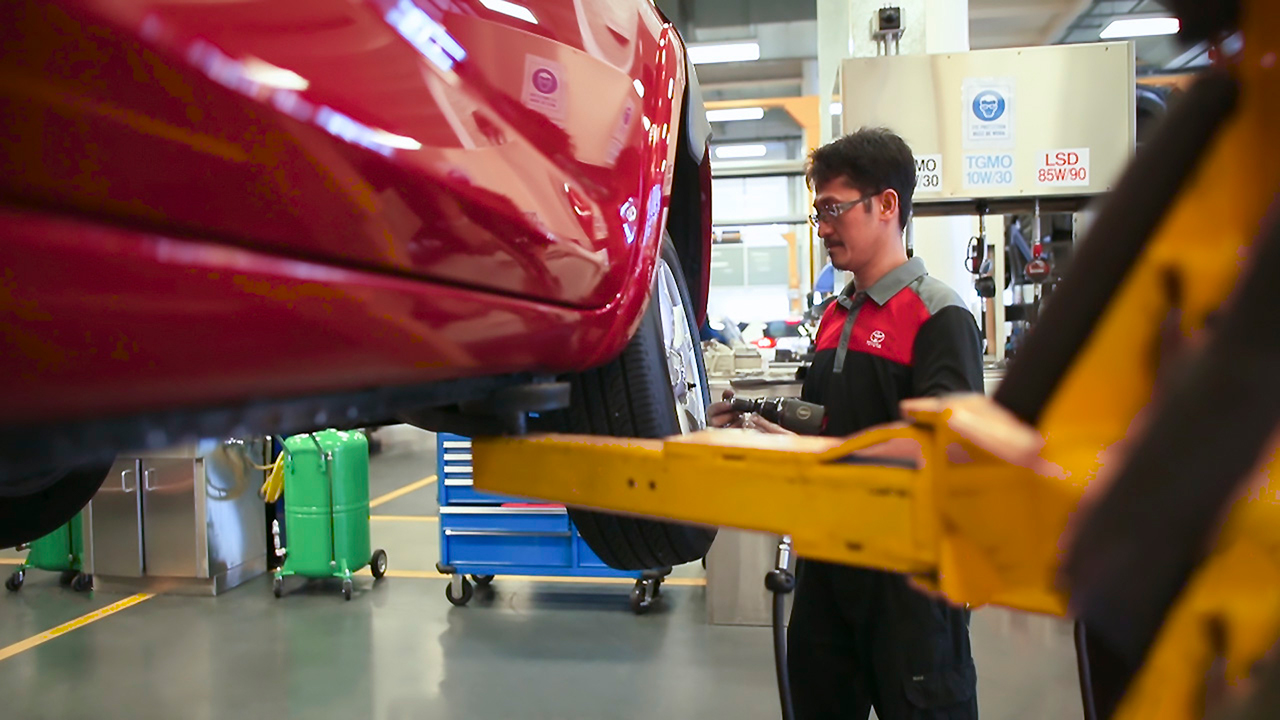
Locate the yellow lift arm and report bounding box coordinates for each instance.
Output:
[476,2,1280,718]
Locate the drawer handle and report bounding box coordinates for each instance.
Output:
[443,530,572,538]
[438,507,565,515]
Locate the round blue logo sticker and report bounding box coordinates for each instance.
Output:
[972,91,1006,122]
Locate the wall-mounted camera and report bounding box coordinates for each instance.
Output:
[872,6,904,55]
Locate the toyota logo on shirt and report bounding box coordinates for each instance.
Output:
[867,330,886,349]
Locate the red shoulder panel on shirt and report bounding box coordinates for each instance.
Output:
[814,301,847,352]
[814,289,931,366]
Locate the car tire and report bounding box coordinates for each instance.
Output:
[539,236,716,570]
[0,463,112,549]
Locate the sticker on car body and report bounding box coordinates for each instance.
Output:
[523,55,567,126]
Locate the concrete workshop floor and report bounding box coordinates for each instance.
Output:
[0,426,1085,719]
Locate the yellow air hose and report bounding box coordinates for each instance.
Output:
[259,452,285,504]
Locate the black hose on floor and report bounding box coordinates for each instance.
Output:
[770,583,796,720]
[766,535,797,720]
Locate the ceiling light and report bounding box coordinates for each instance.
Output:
[1100,17,1180,39]
[706,107,765,122]
[829,102,842,115]
[714,144,768,159]
[687,42,760,65]
[479,0,537,24]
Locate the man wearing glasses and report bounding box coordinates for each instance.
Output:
[714,128,984,718]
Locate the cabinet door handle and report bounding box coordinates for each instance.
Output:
[144,469,156,491]
[122,469,136,493]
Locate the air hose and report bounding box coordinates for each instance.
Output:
[766,535,797,720]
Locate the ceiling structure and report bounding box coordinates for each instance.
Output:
[969,0,1091,48]
[655,0,1196,102]
[653,0,1197,154]
[1057,0,1204,70]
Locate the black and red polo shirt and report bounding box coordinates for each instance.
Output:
[802,257,984,436]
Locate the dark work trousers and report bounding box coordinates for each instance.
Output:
[787,559,979,719]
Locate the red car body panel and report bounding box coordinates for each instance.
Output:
[0,0,709,426]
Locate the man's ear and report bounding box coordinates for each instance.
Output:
[880,189,900,223]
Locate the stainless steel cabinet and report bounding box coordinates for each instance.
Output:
[90,458,146,578]
[86,440,268,595]
[141,456,200,578]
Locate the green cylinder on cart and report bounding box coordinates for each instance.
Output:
[281,430,371,579]
[6,512,89,593]
[26,511,84,571]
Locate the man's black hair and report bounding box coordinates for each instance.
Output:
[807,127,916,232]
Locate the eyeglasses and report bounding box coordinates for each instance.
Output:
[808,192,879,227]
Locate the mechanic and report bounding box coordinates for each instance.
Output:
[713,127,984,719]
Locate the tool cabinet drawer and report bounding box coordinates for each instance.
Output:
[438,507,569,534]
[440,477,513,505]
[441,533,573,569]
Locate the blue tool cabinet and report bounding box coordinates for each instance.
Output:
[434,433,667,613]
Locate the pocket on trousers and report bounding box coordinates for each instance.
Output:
[902,661,977,712]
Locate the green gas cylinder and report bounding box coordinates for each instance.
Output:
[279,430,374,587]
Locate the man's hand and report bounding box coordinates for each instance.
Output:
[742,412,795,435]
[708,389,797,434]
[708,389,745,428]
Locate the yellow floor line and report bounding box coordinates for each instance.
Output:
[369,475,436,509]
[0,593,153,663]
[0,558,21,565]
[354,567,705,587]
[370,515,437,522]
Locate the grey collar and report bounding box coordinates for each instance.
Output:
[863,257,928,306]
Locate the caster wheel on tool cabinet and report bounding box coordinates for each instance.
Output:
[630,584,651,615]
[342,578,354,601]
[470,574,494,587]
[71,573,92,593]
[370,549,388,580]
[272,576,283,598]
[630,578,661,615]
[5,571,23,592]
[59,569,78,586]
[445,578,473,606]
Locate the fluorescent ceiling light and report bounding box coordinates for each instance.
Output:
[706,107,765,122]
[829,102,842,115]
[714,144,768,159]
[687,42,760,65]
[479,0,537,24]
[1100,17,1180,39]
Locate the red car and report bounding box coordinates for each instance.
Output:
[0,0,715,567]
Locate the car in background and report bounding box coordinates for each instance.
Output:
[739,319,815,363]
[0,0,715,569]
